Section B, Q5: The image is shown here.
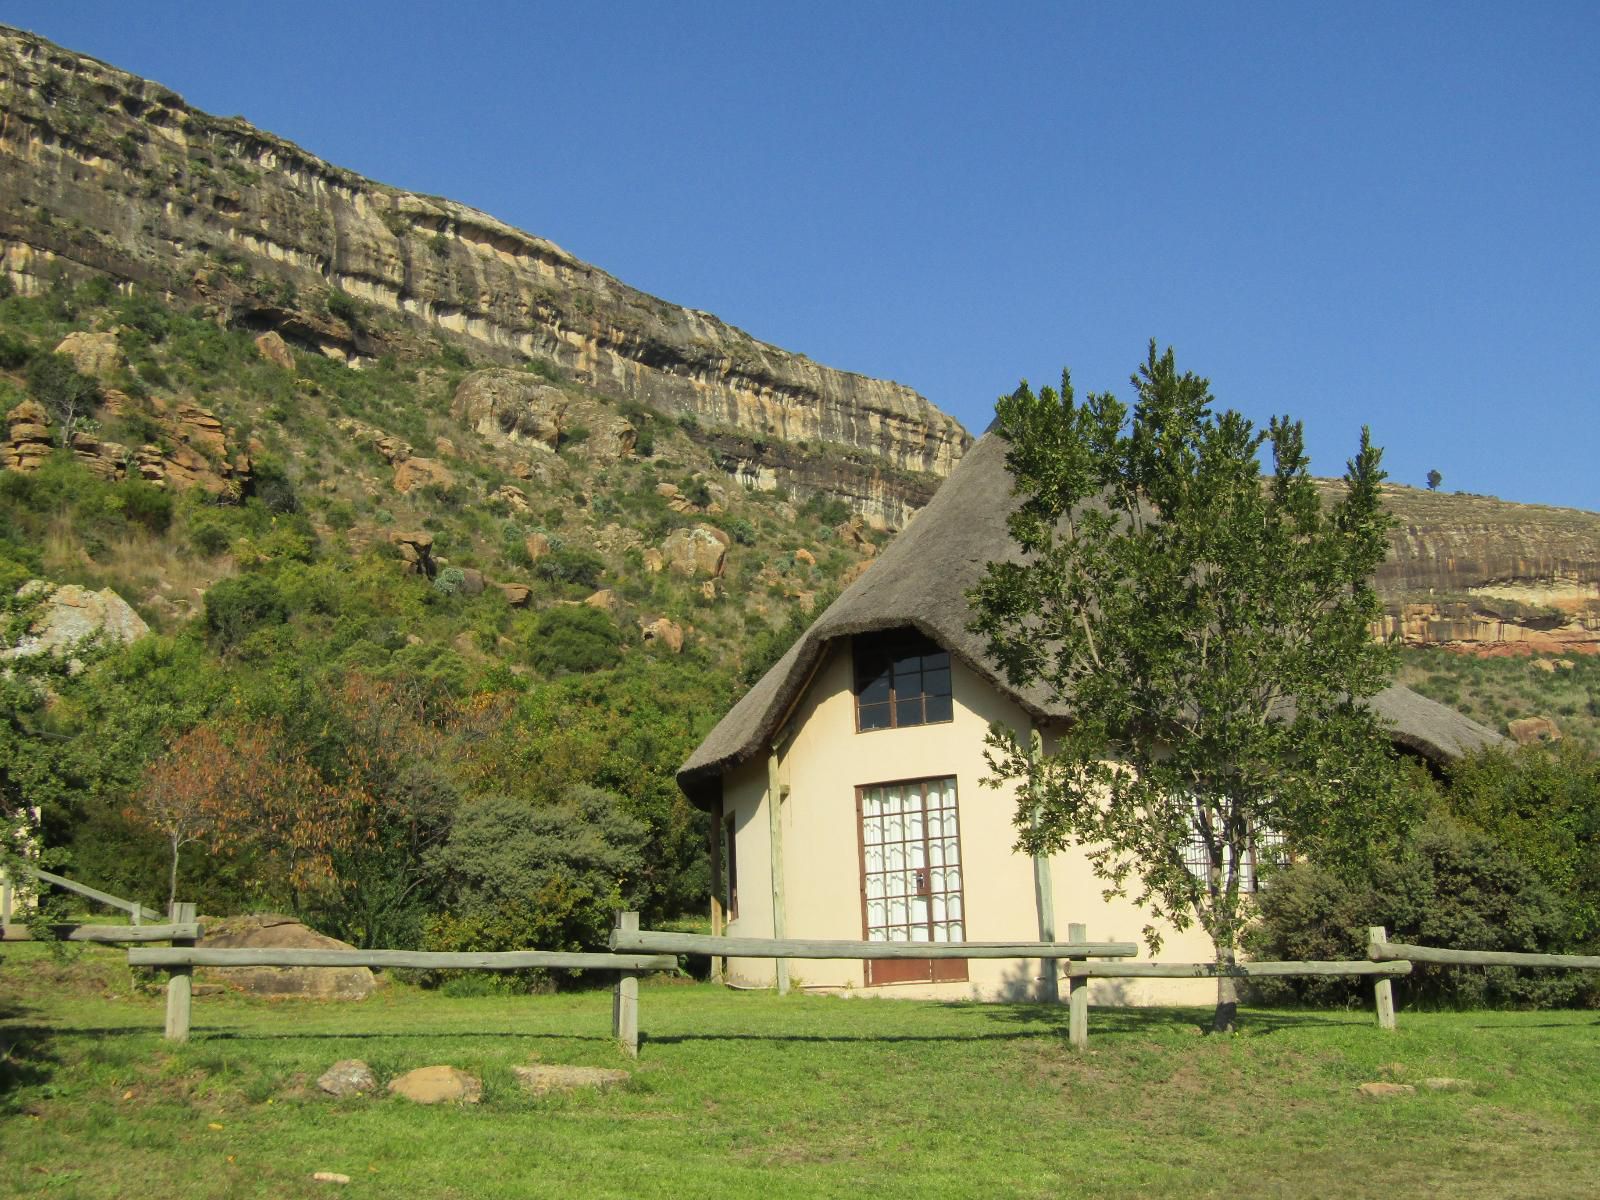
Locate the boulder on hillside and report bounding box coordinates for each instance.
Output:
[53,330,126,380]
[391,530,437,578]
[392,456,455,494]
[5,581,149,664]
[254,331,296,371]
[452,368,565,450]
[661,525,730,578]
[197,915,376,1000]
[639,616,684,653]
[1508,716,1561,745]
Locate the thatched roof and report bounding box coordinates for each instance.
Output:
[680,432,1503,796]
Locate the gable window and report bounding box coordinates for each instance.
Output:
[852,630,953,732]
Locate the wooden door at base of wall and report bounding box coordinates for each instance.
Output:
[858,777,969,986]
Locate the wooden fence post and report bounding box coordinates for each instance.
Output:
[165,902,196,1042]
[613,911,640,1058]
[1067,921,1089,1051]
[1369,926,1396,1031]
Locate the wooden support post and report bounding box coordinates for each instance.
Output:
[164,901,196,1042]
[1067,921,1089,1051]
[613,911,640,1057]
[1027,729,1059,1004]
[767,749,789,996]
[1369,927,1397,1030]
[708,794,725,984]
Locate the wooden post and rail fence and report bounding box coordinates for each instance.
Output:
[13,875,1600,1057]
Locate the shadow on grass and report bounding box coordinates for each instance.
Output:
[971,1003,1366,1038]
[0,1001,59,1103]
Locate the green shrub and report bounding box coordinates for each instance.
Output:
[1246,815,1594,1009]
[0,331,31,370]
[121,479,173,535]
[527,604,624,674]
[250,457,298,514]
[202,573,289,651]
[424,786,647,965]
[534,546,604,590]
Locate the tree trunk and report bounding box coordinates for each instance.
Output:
[167,838,180,910]
[1213,946,1239,1033]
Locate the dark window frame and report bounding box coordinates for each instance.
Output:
[851,630,954,733]
[722,813,739,921]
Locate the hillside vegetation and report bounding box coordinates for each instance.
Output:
[1,274,865,944]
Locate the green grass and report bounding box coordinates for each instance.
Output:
[3,944,1598,1199]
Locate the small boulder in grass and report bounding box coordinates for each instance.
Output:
[512,1064,631,1095]
[387,1065,482,1105]
[1358,1081,1416,1099]
[1423,1077,1473,1091]
[312,1172,351,1185]
[317,1060,378,1098]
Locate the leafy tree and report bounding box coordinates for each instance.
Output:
[1426,469,1442,492]
[969,343,1403,1030]
[25,351,100,437]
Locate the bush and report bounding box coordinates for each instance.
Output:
[527,604,624,675]
[121,479,173,535]
[202,573,289,651]
[0,331,31,370]
[1246,815,1594,1009]
[250,457,298,515]
[424,786,647,966]
[534,546,604,590]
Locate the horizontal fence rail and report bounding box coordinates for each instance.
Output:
[610,930,1140,960]
[129,948,678,972]
[1063,960,1412,979]
[27,868,163,923]
[3,922,201,944]
[1368,942,1600,971]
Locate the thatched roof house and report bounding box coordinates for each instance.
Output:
[680,430,1502,1001]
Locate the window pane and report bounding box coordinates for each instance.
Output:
[892,652,923,678]
[858,670,891,704]
[923,667,951,697]
[858,702,891,730]
[924,694,953,723]
[896,697,923,726]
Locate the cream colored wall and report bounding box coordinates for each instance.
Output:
[719,639,1219,1004]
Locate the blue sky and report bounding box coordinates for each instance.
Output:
[6,3,1597,509]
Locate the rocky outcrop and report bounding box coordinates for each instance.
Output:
[0,26,968,529]
[3,399,54,471]
[387,1066,481,1105]
[53,330,125,380]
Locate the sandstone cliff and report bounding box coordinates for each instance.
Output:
[0,25,967,527]
[1319,483,1600,655]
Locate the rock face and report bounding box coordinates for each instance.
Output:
[1351,483,1600,656]
[196,915,376,1000]
[0,26,968,528]
[6,581,149,660]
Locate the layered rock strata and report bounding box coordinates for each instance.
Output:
[0,26,968,527]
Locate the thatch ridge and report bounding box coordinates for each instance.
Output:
[680,432,1503,794]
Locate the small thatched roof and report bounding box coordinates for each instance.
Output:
[680,432,1502,797]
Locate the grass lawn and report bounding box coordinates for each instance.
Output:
[3,944,1597,1199]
